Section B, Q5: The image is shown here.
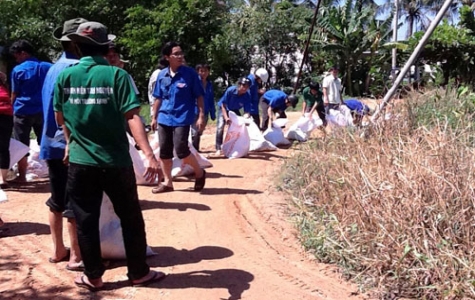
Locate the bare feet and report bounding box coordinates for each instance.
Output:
[49,248,70,263]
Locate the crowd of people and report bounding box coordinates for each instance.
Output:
[0,18,373,292]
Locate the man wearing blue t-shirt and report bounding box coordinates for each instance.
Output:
[214,77,251,155]
[151,41,206,193]
[10,40,52,182]
[261,90,298,129]
[41,18,87,271]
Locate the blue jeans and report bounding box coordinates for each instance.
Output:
[67,163,149,280]
[215,109,240,151]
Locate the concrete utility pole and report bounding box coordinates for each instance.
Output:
[371,0,454,123]
[292,0,322,95]
[391,0,399,82]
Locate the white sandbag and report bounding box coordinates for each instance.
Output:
[190,142,213,168]
[263,122,291,147]
[26,140,49,179]
[99,194,156,260]
[247,120,277,152]
[286,114,323,141]
[221,111,250,158]
[9,139,29,169]
[286,128,308,142]
[128,136,150,185]
[171,157,194,177]
[327,106,354,127]
[273,118,288,128]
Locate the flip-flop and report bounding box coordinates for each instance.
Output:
[152,184,174,194]
[74,275,103,292]
[66,261,85,272]
[194,169,206,191]
[49,248,70,263]
[131,271,167,287]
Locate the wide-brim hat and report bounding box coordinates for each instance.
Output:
[53,18,89,41]
[67,21,116,46]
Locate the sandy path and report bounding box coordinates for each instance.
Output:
[0,112,367,300]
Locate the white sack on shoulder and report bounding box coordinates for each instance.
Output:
[221,111,250,158]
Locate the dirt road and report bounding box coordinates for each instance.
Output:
[0,112,366,300]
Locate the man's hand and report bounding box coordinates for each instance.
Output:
[143,154,162,184]
[151,118,157,131]
[63,144,69,165]
[196,114,205,132]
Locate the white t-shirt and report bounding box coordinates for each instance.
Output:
[148,69,161,106]
[322,75,342,104]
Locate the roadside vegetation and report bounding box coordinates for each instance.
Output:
[280,86,475,299]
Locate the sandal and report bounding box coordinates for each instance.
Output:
[66,261,85,272]
[131,270,167,287]
[74,275,103,292]
[152,184,174,194]
[194,169,206,191]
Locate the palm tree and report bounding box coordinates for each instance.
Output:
[313,0,388,95]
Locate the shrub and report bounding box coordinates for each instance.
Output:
[281,88,475,299]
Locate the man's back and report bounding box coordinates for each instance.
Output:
[54,56,140,168]
[12,58,52,115]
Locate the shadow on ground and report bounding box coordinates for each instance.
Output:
[0,221,50,238]
[139,199,211,212]
[109,268,254,300]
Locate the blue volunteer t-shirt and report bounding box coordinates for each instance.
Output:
[344,99,369,115]
[262,90,287,111]
[247,73,259,114]
[153,65,204,126]
[40,52,78,160]
[217,86,251,112]
[194,78,216,120]
[11,57,52,115]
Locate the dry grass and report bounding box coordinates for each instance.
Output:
[281,88,475,299]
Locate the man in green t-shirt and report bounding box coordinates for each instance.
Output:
[54,21,165,291]
[302,81,326,125]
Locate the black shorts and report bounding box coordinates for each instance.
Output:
[157,124,191,160]
[45,159,74,218]
[13,112,43,148]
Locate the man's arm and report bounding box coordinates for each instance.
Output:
[55,111,71,164]
[267,105,273,128]
[195,95,205,131]
[125,107,161,183]
[221,103,230,124]
[151,98,162,131]
[11,92,17,105]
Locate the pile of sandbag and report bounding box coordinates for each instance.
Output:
[285,114,323,142]
[99,193,156,259]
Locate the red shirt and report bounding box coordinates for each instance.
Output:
[0,85,13,116]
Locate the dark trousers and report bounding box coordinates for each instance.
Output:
[0,114,12,169]
[191,115,208,151]
[67,163,149,280]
